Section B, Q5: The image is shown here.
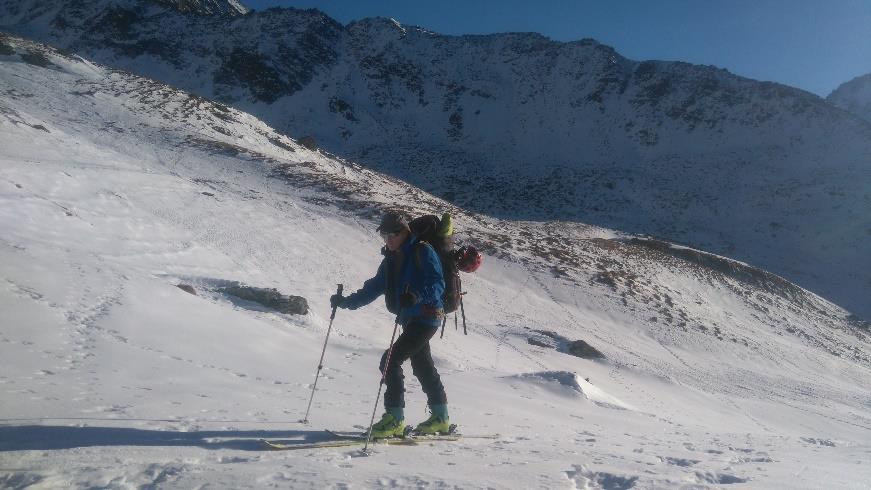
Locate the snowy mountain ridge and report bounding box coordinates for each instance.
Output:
[828,72,871,123]
[2,0,869,320]
[1,33,870,488]
[154,0,248,16]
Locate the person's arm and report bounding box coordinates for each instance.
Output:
[341,260,387,309]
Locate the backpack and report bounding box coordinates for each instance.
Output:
[409,213,483,336]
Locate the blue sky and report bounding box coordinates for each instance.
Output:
[243,0,871,97]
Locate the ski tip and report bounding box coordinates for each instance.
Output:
[261,439,285,450]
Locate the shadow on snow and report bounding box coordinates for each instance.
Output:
[0,425,337,452]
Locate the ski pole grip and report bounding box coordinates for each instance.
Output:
[330,283,343,320]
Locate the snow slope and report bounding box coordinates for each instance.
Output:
[2,35,870,489]
[2,0,870,321]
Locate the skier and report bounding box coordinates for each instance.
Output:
[330,211,450,438]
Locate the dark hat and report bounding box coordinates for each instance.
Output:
[376,211,409,233]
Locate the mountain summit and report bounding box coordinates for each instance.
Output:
[827,73,871,123]
[154,0,248,16]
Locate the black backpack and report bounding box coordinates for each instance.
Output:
[409,213,483,337]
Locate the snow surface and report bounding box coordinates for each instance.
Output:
[2,35,870,489]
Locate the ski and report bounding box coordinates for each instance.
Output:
[261,425,498,451]
[261,434,458,451]
[327,424,499,440]
[326,430,463,442]
[262,438,367,450]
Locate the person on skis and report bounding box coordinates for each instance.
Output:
[330,211,450,438]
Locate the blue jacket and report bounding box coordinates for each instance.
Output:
[342,235,445,328]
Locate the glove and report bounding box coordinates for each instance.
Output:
[330,293,345,309]
[399,291,418,308]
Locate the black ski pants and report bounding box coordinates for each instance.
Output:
[379,323,447,410]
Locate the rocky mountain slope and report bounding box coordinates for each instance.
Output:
[828,73,871,123]
[1,0,870,318]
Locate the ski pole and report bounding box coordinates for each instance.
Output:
[302,283,342,424]
[440,315,447,339]
[363,318,400,454]
[460,292,467,335]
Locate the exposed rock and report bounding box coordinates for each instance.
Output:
[528,336,556,349]
[20,50,54,68]
[0,38,14,56]
[176,283,197,295]
[221,285,309,315]
[566,340,606,360]
[526,328,606,360]
[214,48,298,103]
[298,135,317,150]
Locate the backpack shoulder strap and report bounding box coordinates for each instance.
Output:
[414,241,432,270]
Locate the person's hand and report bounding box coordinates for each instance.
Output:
[330,293,345,309]
[399,291,418,308]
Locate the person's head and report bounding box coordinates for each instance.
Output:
[377,211,410,252]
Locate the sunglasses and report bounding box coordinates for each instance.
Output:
[380,230,402,240]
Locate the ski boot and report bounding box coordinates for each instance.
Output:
[413,413,451,435]
[368,413,406,439]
